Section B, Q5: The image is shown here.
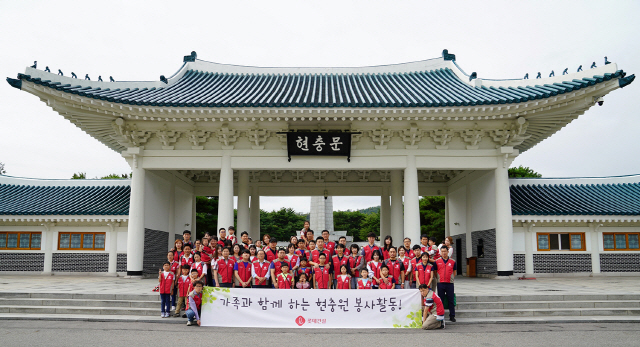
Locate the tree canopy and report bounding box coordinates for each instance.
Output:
[508,165,542,178]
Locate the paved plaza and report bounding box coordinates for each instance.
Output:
[2,274,639,297]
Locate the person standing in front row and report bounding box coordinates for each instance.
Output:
[252,250,270,288]
[158,261,174,318]
[433,246,456,322]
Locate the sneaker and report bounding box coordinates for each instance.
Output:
[449,316,456,322]
[186,321,192,326]
[439,323,445,329]
[160,313,165,318]
[171,306,176,311]
[182,314,187,318]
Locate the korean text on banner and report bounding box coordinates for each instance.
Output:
[201,288,422,329]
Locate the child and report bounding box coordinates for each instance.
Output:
[186,280,204,326]
[296,257,312,283]
[254,240,263,250]
[378,265,396,289]
[357,268,372,289]
[227,226,237,245]
[276,263,294,289]
[190,252,207,285]
[308,239,316,252]
[175,265,191,317]
[180,245,194,267]
[270,248,291,288]
[313,253,332,289]
[158,261,174,318]
[188,268,199,293]
[167,251,179,311]
[249,245,258,263]
[367,250,383,289]
[429,237,440,262]
[336,264,351,289]
[234,249,253,288]
[295,239,310,259]
[295,272,311,289]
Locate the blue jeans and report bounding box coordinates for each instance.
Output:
[394,284,402,289]
[186,308,197,322]
[160,293,171,314]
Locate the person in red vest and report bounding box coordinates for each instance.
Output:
[367,250,383,289]
[167,251,180,311]
[286,243,300,272]
[414,253,434,289]
[158,261,174,318]
[217,228,227,247]
[190,252,207,285]
[321,230,336,257]
[310,237,331,265]
[335,264,351,289]
[420,234,430,253]
[270,248,291,288]
[402,237,415,259]
[300,221,311,241]
[381,236,393,260]
[265,238,279,263]
[338,236,350,256]
[295,239,310,259]
[186,280,204,326]
[433,246,456,322]
[276,263,294,289]
[234,249,253,288]
[397,246,412,288]
[409,245,423,288]
[361,232,381,262]
[215,247,235,288]
[180,244,194,267]
[383,247,406,289]
[182,230,194,250]
[331,244,350,288]
[174,265,191,317]
[349,244,363,289]
[296,257,313,285]
[313,253,332,289]
[252,249,271,288]
[378,265,395,289]
[419,284,445,330]
[357,268,372,289]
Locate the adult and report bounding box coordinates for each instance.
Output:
[419,285,445,330]
[300,221,311,241]
[381,235,393,260]
[402,237,415,259]
[438,236,454,261]
[265,238,278,263]
[182,230,194,250]
[310,237,331,265]
[383,247,405,289]
[361,232,381,262]
[433,246,456,322]
[252,250,270,288]
[322,230,336,258]
[240,231,251,248]
[217,228,227,247]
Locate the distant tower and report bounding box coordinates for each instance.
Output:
[310,196,334,233]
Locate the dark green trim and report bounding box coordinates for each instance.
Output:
[442,49,456,61]
[183,51,197,62]
[619,74,635,88]
[6,77,21,89]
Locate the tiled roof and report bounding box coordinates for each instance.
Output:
[13,69,627,108]
[0,184,130,215]
[510,182,640,216]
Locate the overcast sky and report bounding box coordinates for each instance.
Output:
[1,1,639,213]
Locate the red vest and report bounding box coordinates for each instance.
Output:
[324,241,336,257]
[295,248,309,259]
[399,257,411,278]
[314,266,331,289]
[174,250,184,261]
[382,249,390,260]
[311,249,331,264]
[217,258,235,283]
[180,255,194,267]
[415,262,433,286]
[169,260,179,274]
[296,267,312,279]
[177,275,191,297]
[436,258,455,283]
[368,261,382,280]
[362,245,381,262]
[277,273,293,289]
[265,248,278,263]
[200,246,213,263]
[287,254,299,268]
[348,256,360,276]
[236,261,252,283]
[410,258,419,281]
[379,275,395,289]
[336,275,351,289]
[404,248,415,259]
[191,262,205,277]
[272,259,291,278]
[186,292,202,312]
[357,278,372,289]
[384,259,405,283]
[331,255,350,274]
[252,261,270,286]
[159,272,174,294]
[428,291,446,316]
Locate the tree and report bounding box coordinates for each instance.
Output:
[260,208,306,242]
[358,212,380,241]
[419,196,446,241]
[71,172,86,179]
[334,210,366,241]
[195,196,219,237]
[508,165,542,178]
[100,173,131,179]
[0,162,5,175]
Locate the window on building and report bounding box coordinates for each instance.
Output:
[603,233,640,251]
[58,232,106,250]
[0,232,42,250]
[537,233,585,251]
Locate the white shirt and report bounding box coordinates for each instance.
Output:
[251,261,271,279]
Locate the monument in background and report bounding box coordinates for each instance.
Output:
[309,196,334,233]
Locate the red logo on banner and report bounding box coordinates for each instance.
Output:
[295,316,306,326]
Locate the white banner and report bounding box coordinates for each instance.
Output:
[201,288,423,329]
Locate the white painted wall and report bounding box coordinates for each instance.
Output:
[512,228,525,252]
[468,171,496,232]
[174,185,195,235]
[447,185,467,237]
[144,170,172,232]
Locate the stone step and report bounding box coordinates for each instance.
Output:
[0,305,161,316]
[0,292,159,301]
[456,294,640,302]
[456,307,640,318]
[0,313,185,323]
[457,300,640,310]
[454,315,640,324]
[0,297,159,308]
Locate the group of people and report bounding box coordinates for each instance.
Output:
[158,221,457,329]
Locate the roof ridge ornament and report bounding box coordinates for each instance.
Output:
[563,68,568,75]
[45,66,50,73]
[442,49,456,61]
[469,72,477,81]
[184,51,197,62]
[605,56,611,65]
[30,61,37,69]
[577,65,583,72]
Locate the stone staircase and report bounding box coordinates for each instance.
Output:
[455,294,640,323]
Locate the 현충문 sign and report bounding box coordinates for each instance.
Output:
[286,132,353,162]
[200,287,423,329]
